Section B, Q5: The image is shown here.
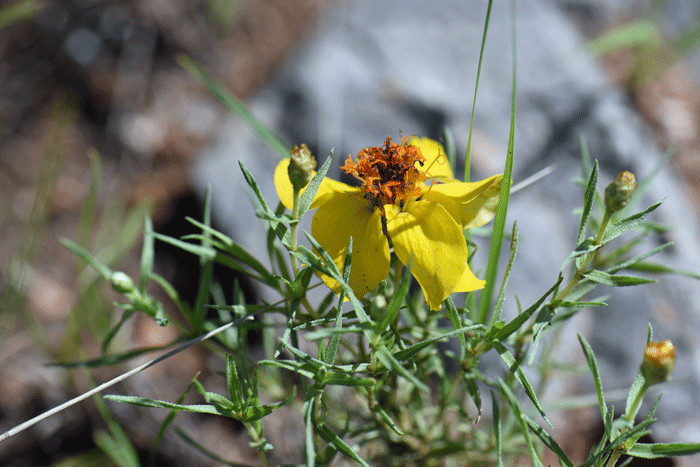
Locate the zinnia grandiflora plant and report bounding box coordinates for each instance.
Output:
[4,26,700,467]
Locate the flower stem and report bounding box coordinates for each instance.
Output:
[290,189,302,277]
[554,207,613,302]
[245,422,272,467]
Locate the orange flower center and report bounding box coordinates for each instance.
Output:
[342,136,426,207]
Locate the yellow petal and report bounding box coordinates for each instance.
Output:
[407,137,454,181]
[422,174,503,228]
[311,192,390,298]
[453,262,485,293]
[274,159,356,210]
[385,201,469,311]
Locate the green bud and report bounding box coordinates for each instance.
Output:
[287,144,316,192]
[110,271,135,294]
[641,340,676,384]
[605,171,637,212]
[315,365,328,389]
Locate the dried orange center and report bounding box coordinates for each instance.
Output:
[342,136,426,206]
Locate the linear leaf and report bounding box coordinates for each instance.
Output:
[578,160,599,244]
[178,55,289,158]
[578,334,608,428]
[583,270,655,287]
[602,202,662,244]
[627,442,700,459]
[493,341,550,426]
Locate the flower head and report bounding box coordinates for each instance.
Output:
[641,340,676,384]
[275,136,503,310]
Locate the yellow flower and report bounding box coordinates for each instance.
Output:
[274,136,503,310]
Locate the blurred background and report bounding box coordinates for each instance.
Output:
[1,0,700,465]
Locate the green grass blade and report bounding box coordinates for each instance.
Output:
[139,216,155,294]
[76,149,102,254]
[178,55,289,158]
[465,0,495,179]
[476,0,516,324]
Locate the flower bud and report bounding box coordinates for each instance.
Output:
[641,340,676,384]
[110,271,135,294]
[287,144,316,192]
[604,171,637,212]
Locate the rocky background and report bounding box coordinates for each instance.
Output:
[1,0,700,465]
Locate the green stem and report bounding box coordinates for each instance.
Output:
[245,423,272,467]
[554,208,613,302]
[290,189,302,277]
[604,450,622,467]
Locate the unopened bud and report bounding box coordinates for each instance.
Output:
[288,144,316,192]
[110,271,135,294]
[605,171,637,212]
[641,340,676,384]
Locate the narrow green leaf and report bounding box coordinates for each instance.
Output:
[148,271,192,316]
[374,404,405,435]
[577,334,609,429]
[491,221,518,325]
[578,160,599,245]
[493,341,550,426]
[557,300,606,308]
[476,0,516,324]
[325,236,352,365]
[445,296,467,352]
[491,390,503,467]
[104,395,222,415]
[523,414,574,467]
[76,149,102,255]
[151,232,215,260]
[150,376,199,458]
[316,424,370,467]
[625,261,700,280]
[393,325,483,362]
[602,202,662,244]
[186,217,276,284]
[606,243,673,274]
[583,270,655,287]
[298,150,333,218]
[584,19,661,56]
[465,372,483,421]
[303,399,316,467]
[178,55,289,158]
[139,216,155,294]
[226,354,245,408]
[60,238,113,279]
[377,264,411,334]
[495,275,562,341]
[627,442,700,459]
[580,135,593,184]
[0,0,39,30]
[175,428,257,467]
[465,0,495,174]
[93,428,142,467]
[498,378,545,467]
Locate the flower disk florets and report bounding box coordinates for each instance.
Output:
[341,136,426,207]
